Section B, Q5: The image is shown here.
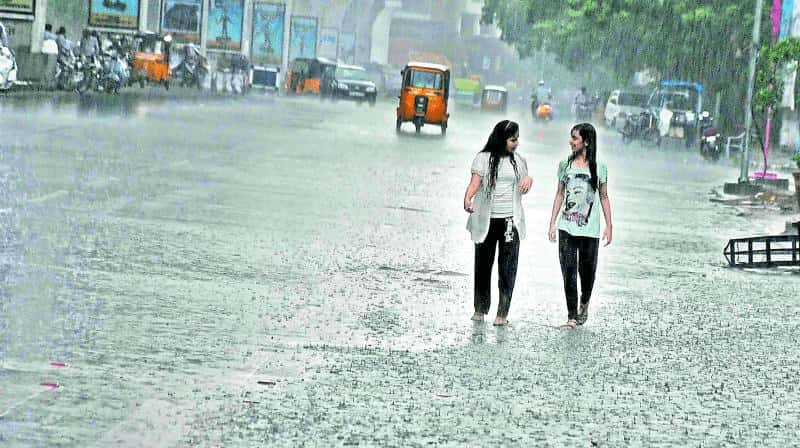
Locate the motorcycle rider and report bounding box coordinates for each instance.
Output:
[176,43,206,87]
[55,27,72,59]
[573,86,590,120]
[79,29,100,62]
[531,80,552,118]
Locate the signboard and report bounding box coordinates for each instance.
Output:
[161,0,202,44]
[289,16,317,60]
[318,27,338,60]
[207,0,244,51]
[88,0,140,29]
[0,0,34,15]
[251,2,284,65]
[338,31,355,64]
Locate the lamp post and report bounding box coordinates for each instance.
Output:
[740,0,764,183]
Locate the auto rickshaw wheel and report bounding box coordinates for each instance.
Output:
[163,80,170,91]
[441,122,447,136]
[138,78,145,89]
[415,122,421,134]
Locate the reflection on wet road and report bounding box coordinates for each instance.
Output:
[1,93,798,446]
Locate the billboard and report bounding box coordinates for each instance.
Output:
[161,0,202,44]
[89,0,140,29]
[207,0,244,51]
[318,27,338,60]
[251,2,285,65]
[338,31,355,64]
[0,0,34,15]
[289,16,317,60]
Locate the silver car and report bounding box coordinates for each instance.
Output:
[604,90,648,129]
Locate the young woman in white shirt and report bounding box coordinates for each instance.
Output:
[463,120,533,326]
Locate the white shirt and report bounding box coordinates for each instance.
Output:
[490,157,515,218]
[466,151,528,243]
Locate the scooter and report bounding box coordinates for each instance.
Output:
[0,46,18,90]
[698,111,722,161]
[535,102,553,122]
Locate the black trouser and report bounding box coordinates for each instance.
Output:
[558,230,599,319]
[474,218,519,318]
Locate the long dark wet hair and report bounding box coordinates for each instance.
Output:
[480,120,519,191]
[569,122,598,191]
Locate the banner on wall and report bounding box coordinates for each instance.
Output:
[0,0,34,15]
[338,31,355,64]
[161,0,202,44]
[251,2,285,65]
[318,28,338,60]
[89,0,140,29]
[207,0,244,51]
[289,16,317,60]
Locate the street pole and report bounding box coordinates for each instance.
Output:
[741,0,764,182]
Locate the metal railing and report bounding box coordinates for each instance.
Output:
[725,132,746,159]
[725,233,800,268]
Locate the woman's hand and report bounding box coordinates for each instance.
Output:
[519,176,533,194]
[548,224,557,242]
[602,226,613,246]
[464,197,474,213]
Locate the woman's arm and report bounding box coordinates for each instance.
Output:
[463,173,482,212]
[518,156,532,194]
[547,181,565,241]
[599,182,613,246]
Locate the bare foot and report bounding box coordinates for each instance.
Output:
[471,312,485,321]
[493,316,508,326]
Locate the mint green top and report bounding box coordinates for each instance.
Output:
[556,158,608,238]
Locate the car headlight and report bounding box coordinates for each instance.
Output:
[338,83,348,90]
[685,111,695,122]
[366,86,376,93]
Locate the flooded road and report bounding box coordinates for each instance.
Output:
[1,93,798,446]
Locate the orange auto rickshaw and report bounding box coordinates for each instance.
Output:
[284,57,336,95]
[396,62,450,135]
[130,32,172,89]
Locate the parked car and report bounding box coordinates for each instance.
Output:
[321,64,377,105]
[604,89,648,129]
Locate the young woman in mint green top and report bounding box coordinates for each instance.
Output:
[547,123,613,329]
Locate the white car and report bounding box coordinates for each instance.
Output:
[604,90,648,129]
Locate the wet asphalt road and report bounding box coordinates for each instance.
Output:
[1,91,799,447]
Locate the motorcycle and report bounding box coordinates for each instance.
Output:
[698,111,722,161]
[575,100,592,121]
[100,50,130,94]
[0,45,18,90]
[76,56,102,94]
[174,45,208,90]
[54,56,83,91]
[621,110,661,145]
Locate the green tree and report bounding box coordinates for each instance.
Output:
[482,0,769,132]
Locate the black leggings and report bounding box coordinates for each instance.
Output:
[558,230,599,319]
[474,218,520,318]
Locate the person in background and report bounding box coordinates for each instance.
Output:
[44,24,56,41]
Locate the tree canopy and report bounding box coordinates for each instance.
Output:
[481,0,770,130]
